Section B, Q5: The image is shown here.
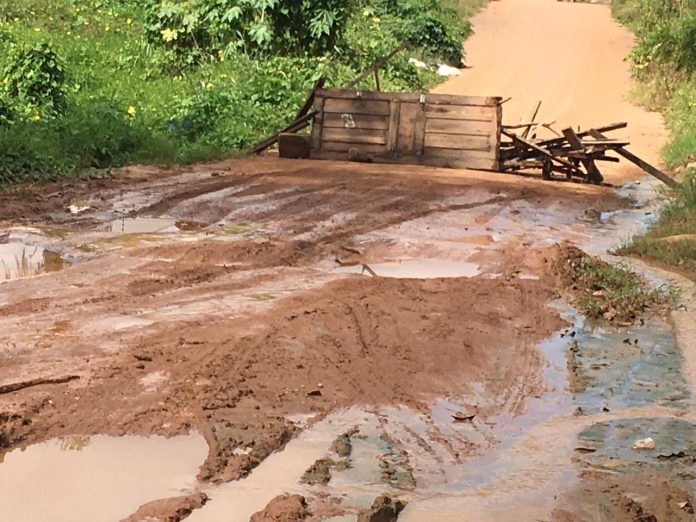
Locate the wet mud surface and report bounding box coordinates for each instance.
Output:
[0,155,693,521]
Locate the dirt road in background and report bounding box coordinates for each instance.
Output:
[434,0,667,181]
[1,1,692,521]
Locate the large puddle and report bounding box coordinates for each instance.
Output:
[336,259,481,279]
[0,433,207,522]
[0,243,66,282]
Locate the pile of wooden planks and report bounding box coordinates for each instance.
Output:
[500,121,679,187]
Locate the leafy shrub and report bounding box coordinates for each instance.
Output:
[2,43,68,117]
[145,0,358,62]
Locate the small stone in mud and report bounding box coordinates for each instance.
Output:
[306,390,322,397]
[301,457,335,485]
[250,494,309,522]
[329,433,353,458]
[452,404,478,422]
[122,492,208,522]
[357,495,406,522]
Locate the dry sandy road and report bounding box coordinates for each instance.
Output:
[0,1,686,522]
[434,0,667,181]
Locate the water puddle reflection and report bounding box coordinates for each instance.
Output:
[336,259,481,279]
[108,218,180,234]
[0,433,207,522]
[0,243,66,282]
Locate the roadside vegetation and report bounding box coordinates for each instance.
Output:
[612,0,696,279]
[558,244,675,323]
[0,0,485,185]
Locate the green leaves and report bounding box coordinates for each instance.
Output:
[1,42,67,119]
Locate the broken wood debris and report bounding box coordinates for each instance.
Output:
[500,121,679,187]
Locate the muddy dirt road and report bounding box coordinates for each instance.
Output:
[1,1,694,521]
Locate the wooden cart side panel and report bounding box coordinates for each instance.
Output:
[311,89,502,170]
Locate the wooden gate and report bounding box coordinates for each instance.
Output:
[311,89,502,170]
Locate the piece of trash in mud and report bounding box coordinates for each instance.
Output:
[602,405,611,412]
[632,437,656,450]
[574,446,597,454]
[452,405,479,422]
[678,501,694,514]
[68,202,92,214]
[574,407,585,416]
[307,389,322,397]
[336,259,481,279]
[108,218,180,234]
[1,243,67,282]
[0,433,207,522]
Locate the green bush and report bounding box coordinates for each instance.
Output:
[2,42,67,118]
[0,0,485,185]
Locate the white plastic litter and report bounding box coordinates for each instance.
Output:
[632,437,656,450]
[437,64,462,77]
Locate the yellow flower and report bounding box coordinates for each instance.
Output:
[373,16,381,24]
[2,77,8,85]
[33,27,41,32]
[126,18,132,25]
[206,82,213,89]
[161,28,177,42]
[105,25,110,31]
[13,17,19,22]
[126,105,136,116]
[363,9,370,17]
[31,114,41,121]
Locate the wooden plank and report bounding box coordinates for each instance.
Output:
[494,103,503,170]
[503,130,579,171]
[421,150,497,170]
[323,98,390,116]
[589,129,680,188]
[424,133,492,151]
[425,104,496,121]
[314,150,497,171]
[386,100,400,152]
[311,96,326,153]
[414,102,426,156]
[346,42,410,88]
[397,102,420,153]
[535,122,628,149]
[251,110,317,155]
[322,128,387,145]
[323,113,389,131]
[425,118,496,135]
[294,77,325,121]
[279,133,311,159]
[420,93,502,107]
[563,127,603,183]
[316,142,388,154]
[318,88,500,107]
